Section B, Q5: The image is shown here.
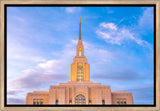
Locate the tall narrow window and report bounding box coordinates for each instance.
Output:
[77,66,83,82]
[40,99,43,105]
[102,100,105,105]
[89,100,92,104]
[75,97,78,104]
[124,101,126,104]
[79,52,81,56]
[37,99,40,105]
[79,48,81,56]
[69,100,72,104]
[33,99,36,105]
[56,100,58,105]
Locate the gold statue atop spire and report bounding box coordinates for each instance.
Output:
[79,18,81,24]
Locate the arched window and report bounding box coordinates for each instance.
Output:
[75,94,85,104]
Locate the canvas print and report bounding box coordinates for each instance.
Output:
[7,6,154,105]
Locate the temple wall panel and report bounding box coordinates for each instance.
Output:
[49,88,56,104]
[104,87,112,104]
[26,92,49,105]
[65,87,69,104]
[111,92,133,105]
[57,87,65,104]
[85,64,90,81]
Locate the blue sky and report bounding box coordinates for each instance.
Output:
[7,6,154,105]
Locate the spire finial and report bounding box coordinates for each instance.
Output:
[79,18,81,24]
[79,18,81,40]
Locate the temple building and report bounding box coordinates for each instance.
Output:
[26,18,133,105]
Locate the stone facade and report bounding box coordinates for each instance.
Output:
[26,18,133,105]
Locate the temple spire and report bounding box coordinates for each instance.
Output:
[79,18,81,40]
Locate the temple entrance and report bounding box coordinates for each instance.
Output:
[75,94,85,104]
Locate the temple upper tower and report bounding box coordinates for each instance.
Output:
[70,18,90,82]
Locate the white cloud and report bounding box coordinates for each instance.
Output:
[71,39,78,44]
[96,8,153,48]
[7,36,46,71]
[96,22,151,47]
[96,31,111,39]
[22,69,37,75]
[139,8,153,28]
[100,22,117,30]
[106,7,114,14]
[38,60,60,69]
[38,59,63,73]
[65,7,81,13]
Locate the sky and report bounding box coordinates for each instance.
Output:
[7,6,154,105]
